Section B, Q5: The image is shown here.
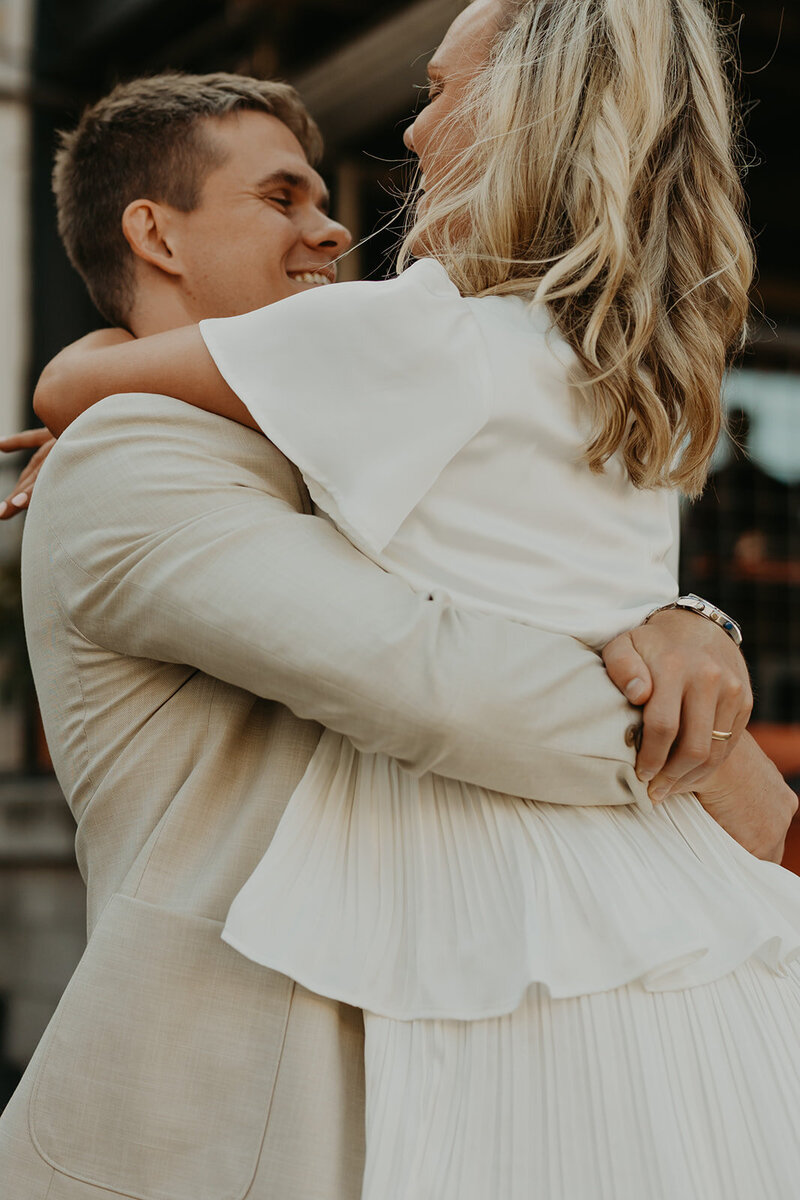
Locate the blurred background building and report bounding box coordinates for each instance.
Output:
[0,0,799,1105]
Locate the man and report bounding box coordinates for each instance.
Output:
[0,72,792,1200]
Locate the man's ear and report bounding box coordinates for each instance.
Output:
[121,199,183,278]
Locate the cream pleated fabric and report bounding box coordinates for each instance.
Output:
[224,749,800,1018]
[362,957,800,1200]
[202,262,800,1198]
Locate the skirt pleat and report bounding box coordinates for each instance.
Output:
[223,733,800,1018]
[361,957,800,1200]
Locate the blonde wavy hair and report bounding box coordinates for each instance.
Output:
[399,0,754,495]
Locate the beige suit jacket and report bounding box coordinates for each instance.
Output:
[0,394,647,1200]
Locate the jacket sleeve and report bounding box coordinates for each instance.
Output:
[34,393,648,808]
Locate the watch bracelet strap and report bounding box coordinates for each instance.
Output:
[644,593,743,648]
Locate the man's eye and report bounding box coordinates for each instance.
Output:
[269,195,292,209]
[427,82,443,103]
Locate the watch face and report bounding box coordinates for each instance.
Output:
[676,596,742,645]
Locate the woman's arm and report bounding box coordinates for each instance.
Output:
[34,326,256,437]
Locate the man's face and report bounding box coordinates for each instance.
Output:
[169,109,352,320]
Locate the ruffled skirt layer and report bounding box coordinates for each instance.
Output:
[223,730,800,1019]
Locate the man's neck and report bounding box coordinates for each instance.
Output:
[127,286,198,338]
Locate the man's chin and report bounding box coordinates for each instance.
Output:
[226,278,335,313]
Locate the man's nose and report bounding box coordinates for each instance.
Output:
[308,214,352,256]
[404,122,416,153]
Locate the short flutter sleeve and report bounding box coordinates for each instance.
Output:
[199,260,491,555]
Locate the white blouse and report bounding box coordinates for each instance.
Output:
[200,259,680,652]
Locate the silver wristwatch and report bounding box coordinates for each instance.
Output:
[644,593,743,648]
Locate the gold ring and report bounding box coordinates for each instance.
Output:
[711,730,734,742]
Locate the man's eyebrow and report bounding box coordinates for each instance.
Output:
[255,169,330,212]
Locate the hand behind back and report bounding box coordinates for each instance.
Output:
[0,428,56,518]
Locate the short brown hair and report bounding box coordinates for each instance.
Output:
[53,72,323,327]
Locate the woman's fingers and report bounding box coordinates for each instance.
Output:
[601,632,654,705]
[650,683,751,800]
[0,431,57,518]
[24,439,56,473]
[633,675,684,785]
[646,687,727,802]
[0,428,53,452]
[0,492,29,518]
[621,609,752,800]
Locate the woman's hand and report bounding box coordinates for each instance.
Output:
[693,732,797,863]
[602,608,752,801]
[0,428,57,518]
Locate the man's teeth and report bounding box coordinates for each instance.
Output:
[290,272,331,286]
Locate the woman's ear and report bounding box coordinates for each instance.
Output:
[121,199,183,277]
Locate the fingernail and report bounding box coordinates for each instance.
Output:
[637,768,655,782]
[625,678,647,703]
[650,785,670,805]
[11,493,27,507]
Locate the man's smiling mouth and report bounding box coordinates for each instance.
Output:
[288,269,335,286]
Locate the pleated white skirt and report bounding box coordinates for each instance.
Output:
[224,732,800,1016]
[362,957,800,1200]
[222,730,800,1198]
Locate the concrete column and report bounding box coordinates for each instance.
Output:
[0,0,33,444]
[0,0,33,773]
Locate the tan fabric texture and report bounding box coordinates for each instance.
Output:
[0,394,647,1199]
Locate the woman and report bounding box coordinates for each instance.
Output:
[34,1,800,1196]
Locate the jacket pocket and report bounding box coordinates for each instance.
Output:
[29,893,293,1200]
